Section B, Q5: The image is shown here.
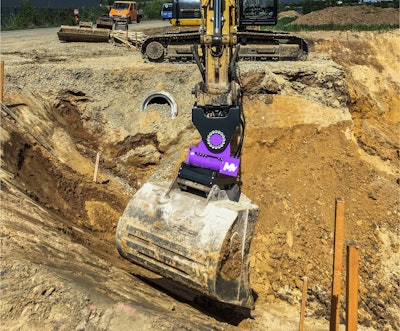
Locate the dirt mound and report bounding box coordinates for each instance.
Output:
[292,5,399,26]
[278,10,301,19]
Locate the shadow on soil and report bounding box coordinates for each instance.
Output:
[135,274,254,326]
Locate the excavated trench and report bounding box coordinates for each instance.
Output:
[1,96,254,326]
[1,26,399,330]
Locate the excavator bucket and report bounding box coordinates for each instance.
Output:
[116,182,259,308]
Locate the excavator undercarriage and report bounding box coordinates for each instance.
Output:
[142,29,308,62]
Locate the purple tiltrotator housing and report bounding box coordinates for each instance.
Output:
[187,141,240,177]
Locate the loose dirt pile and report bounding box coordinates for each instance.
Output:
[1,7,399,331]
[278,10,301,20]
[291,5,399,26]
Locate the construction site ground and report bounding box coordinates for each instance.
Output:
[1,6,399,331]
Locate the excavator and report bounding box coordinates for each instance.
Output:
[141,0,308,62]
[116,0,304,309]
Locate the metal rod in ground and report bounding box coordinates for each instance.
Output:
[330,197,345,331]
[0,61,4,103]
[346,244,359,331]
[93,152,100,183]
[299,276,308,331]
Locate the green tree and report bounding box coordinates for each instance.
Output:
[141,1,165,19]
[8,1,41,29]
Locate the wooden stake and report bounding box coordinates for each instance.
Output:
[330,197,345,331]
[93,152,100,183]
[346,244,359,331]
[0,61,4,103]
[299,276,308,331]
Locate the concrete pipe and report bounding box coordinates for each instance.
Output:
[140,91,178,119]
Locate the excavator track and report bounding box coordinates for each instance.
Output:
[141,30,308,62]
[141,31,200,62]
[237,30,308,61]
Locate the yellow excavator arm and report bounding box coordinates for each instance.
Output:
[116,0,259,308]
[194,0,240,107]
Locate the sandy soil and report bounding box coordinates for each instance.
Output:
[1,8,399,331]
[292,5,399,26]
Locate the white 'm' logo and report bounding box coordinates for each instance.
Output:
[223,162,238,172]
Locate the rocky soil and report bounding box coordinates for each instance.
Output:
[1,7,399,331]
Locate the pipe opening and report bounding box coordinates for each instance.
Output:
[148,96,169,105]
[140,91,178,119]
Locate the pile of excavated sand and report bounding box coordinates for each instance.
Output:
[278,10,301,19]
[291,5,399,26]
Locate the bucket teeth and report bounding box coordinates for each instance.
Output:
[116,182,259,308]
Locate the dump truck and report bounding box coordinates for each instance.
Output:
[109,1,144,24]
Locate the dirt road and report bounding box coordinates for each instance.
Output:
[0,20,171,47]
[1,12,399,331]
